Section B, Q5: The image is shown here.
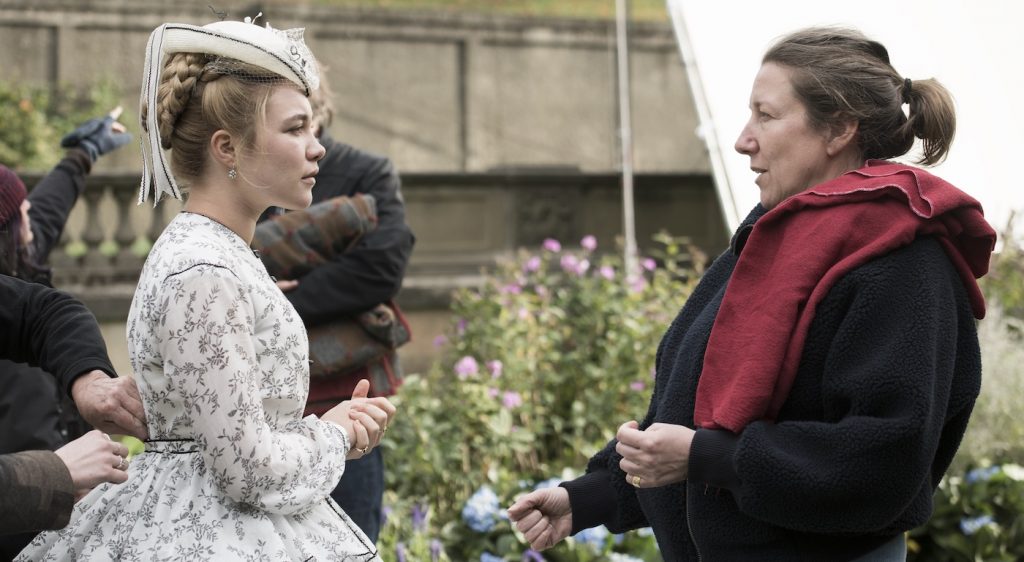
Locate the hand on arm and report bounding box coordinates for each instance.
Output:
[70,370,148,439]
[508,487,574,550]
[615,420,695,489]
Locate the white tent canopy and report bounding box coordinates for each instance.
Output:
[667,0,1023,243]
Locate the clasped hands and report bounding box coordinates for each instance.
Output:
[507,420,694,551]
[322,379,396,460]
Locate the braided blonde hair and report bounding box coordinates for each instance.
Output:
[142,52,282,185]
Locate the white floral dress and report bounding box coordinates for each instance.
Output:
[18,213,379,561]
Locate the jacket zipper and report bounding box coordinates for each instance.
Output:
[686,486,703,561]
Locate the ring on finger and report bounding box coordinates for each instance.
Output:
[116,455,128,470]
[356,445,369,455]
[630,474,642,488]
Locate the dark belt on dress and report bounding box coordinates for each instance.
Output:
[143,438,199,454]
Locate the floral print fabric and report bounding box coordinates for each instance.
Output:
[18,212,379,561]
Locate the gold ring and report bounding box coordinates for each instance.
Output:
[357,445,369,455]
[631,475,642,488]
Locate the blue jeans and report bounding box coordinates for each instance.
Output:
[331,447,384,543]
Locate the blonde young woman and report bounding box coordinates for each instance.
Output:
[18,18,392,561]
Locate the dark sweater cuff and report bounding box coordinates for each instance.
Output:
[689,428,742,493]
[60,148,93,177]
[560,470,618,535]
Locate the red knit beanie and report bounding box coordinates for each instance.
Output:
[0,165,28,227]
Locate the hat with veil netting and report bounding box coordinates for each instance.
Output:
[138,15,320,206]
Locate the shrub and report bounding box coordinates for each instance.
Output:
[381,233,700,560]
[0,79,122,171]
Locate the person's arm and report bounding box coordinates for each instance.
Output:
[159,265,353,514]
[0,450,75,534]
[284,154,414,323]
[0,275,147,438]
[26,149,91,261]
[687,239,976,534]
[0,275,115,396]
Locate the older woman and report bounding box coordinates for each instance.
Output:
[509,27,996,561]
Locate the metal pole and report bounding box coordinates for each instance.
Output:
[616,0,639,280]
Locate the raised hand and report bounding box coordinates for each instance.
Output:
[60,107,132,162]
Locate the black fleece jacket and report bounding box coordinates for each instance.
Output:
[562,205,982,561]
[0,149,96,455]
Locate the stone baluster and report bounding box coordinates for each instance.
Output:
[112,182,140,275]
[80,186,109,282]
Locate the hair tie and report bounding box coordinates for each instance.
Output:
[901,78,913,105]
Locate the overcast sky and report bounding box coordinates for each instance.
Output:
[667,0,1023,242]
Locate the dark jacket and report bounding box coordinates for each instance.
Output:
[563,205,981,561]
[267,132,415,325]
[0,150,93,455]
[0,274,116,535]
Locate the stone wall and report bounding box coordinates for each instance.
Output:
[0,0,710,175]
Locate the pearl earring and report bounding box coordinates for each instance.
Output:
[228,167,237,179]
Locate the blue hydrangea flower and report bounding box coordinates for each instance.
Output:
[521,549,545,562]
[965,465,1000,484]
[573,525,609,550]
[411,503,427,532]
[960,514,995,535]
[462,485,501,533]
[481,552,504,562]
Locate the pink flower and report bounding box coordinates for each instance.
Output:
[488,387,500,398]
[500,283,522,294]
[599,265,615,280]
[542,238,561,253]
[575,259,590,276]
[502,391,523,409]
[560,254,579,273]
[487,360,503,379]
[455,356,479,379]
[534,285,548,298]
[629,275,647,293]
[630,380,646,392]
[524,256,542,273]
[641,257,657,272]
[517,307,530,320]
[580,235,597,251]
[433,335,448,348]
[456,318,467,336]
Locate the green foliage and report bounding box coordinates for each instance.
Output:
[909,464,1024,561]
[981,214,1024,321]
[0,80,122,171]
[382,233,701,560]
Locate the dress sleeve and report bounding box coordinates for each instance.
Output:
[159,264,350,514]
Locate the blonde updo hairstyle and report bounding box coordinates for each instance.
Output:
[144,52,282,186]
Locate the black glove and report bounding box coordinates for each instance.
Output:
[60,116,132,162]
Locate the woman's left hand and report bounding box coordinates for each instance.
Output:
[615,420,695,489]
